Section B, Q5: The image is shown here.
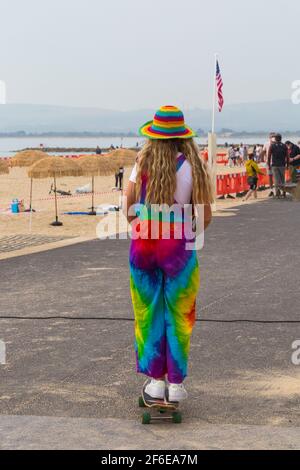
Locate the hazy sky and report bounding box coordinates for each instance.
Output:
[1,0,299,110]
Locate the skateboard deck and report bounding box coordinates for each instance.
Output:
[139,381,182,424]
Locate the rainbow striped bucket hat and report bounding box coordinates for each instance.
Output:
[139,105,196,140]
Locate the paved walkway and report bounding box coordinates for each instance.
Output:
[0,199,300,449]
[1,416,300,450]
[0,234,73,253]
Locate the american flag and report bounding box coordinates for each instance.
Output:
[216,60,224,112]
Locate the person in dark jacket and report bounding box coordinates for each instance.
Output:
[267,134,289,198]
[286,141,300,183]
[285,141,300,160]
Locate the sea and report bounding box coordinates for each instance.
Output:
[1,135,300,157]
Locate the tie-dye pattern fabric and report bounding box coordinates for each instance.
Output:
[129,153,200,384]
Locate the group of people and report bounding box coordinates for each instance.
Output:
[228,144,249,167]
[244,133,300,201]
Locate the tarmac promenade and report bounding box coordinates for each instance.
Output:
[0,199,300,449]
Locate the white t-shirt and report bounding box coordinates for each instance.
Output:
[129,153,193,205]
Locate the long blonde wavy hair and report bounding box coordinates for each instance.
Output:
[135,139,214,206]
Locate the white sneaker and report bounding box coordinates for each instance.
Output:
[168,383,188,402]
[144,379,166,400]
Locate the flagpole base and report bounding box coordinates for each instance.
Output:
[50,221,63,227]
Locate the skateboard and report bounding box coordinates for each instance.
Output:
[138,381,182,425]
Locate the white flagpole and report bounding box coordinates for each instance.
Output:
[211,53,218,134]
[209,53,218,211]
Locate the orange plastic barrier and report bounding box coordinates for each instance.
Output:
[234,173,243,194]
[216,169,270,197]
[217,152,228,165]
[216,175,229,195]
[216,166,295,197]
[200,151,228,165]
[257,168,268,186]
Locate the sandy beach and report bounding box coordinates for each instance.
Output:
[0,161,263,245]
[0,166,122,239]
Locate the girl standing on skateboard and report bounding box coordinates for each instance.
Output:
[125,106,213,402]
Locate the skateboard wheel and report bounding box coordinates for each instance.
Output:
[172,411,182,424]
[142,412,151,425]
[138,396,146,408]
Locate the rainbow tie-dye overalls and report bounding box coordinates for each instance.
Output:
[129,154,200,384]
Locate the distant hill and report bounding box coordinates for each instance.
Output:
[185,100,300,133]
[0,100,299,134]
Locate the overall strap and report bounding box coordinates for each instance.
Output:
[140,173,148,204]
[176,153,186,172]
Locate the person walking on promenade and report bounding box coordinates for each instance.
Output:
[255,145,262,162]
[124,105,213,402]
[228,145,235,167]
[253,145,257,161]
[234,147,240,166]
[267,134,289,198]
[243,153,264,201]
[240,144,248,165]
[263,132,276,196]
